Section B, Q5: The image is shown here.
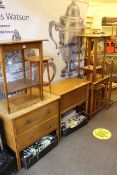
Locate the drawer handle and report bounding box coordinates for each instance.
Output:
[47,124,52,128]
[24,118,32,125]
[27,134,33,140]
[46,109,51,114]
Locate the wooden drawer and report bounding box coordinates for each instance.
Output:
[14,101,58,135]
[17,116,58,151]
[61,85,87,113]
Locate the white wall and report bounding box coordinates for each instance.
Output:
[1,1,117,82]
[0,0,89,82]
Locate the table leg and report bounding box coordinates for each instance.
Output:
[21,49,27,94]
[107,79,112,108]
[39,42,43,100]
[46,62,51,93]
[102,38,106,78]
[93,38,97,82]
[0,47,10,113]
[78,37,81,76]
[90,85,94,118]
[21,49,26,79]
[15,150,22,170]
[87,38,92,65]
[38,62,41,96]
[30,62,33,95]
[86,84,90,116]
[104,79,109,108]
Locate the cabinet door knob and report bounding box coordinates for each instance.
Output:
[47,124,52,128]
[24,118,32,125]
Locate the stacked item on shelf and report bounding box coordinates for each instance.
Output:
[21,133,58,169]
[85,16,94,34]
[61,109,89,136]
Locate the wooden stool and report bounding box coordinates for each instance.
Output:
[24,56,52,93]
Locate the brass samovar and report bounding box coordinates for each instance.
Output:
[49,0,85,78]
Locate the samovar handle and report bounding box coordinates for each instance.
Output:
[49,21,58,49]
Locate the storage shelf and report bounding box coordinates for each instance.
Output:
[21,134,58,169]
[0,78,40,94]
[61,117,89,137]
[98,53,117,57]
[80,65,102,71]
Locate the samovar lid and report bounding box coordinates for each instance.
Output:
[65,0,80,17]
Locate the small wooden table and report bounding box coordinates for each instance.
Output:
[44,78,91,138]
[49,77,91,115]
[0,39,47,113]
[47,78,91,137]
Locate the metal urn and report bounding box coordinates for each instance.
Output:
[49,0,84,78]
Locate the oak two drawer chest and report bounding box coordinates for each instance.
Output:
[0,92,60,170]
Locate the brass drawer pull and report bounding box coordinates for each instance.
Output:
[27,133,33,140]
[24,118,32,125]
[47,124,52,128]
[47,109,51,114]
